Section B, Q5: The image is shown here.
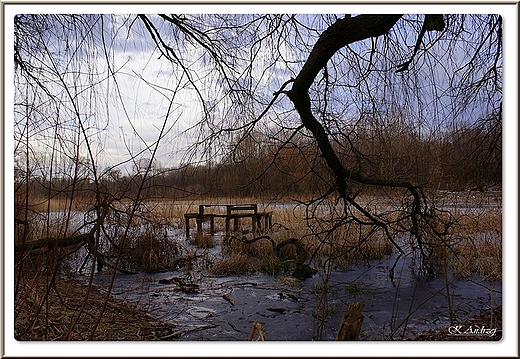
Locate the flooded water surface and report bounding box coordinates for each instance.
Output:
[82,236,501,341]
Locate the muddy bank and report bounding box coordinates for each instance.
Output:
[14,276,172,341]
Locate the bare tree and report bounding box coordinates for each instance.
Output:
[13,13,501,340]
[139,13,501,273]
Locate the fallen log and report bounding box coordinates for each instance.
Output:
[14,232,93,252]
[161,324,217,340]
[158,277,200,293]
[179,283,199,293]
[223,293,235,306]
[15,201,109,253]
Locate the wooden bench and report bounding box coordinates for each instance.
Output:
[224,204,272,238]
[184,205,217,238]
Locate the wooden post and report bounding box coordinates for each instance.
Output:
[185,216,190,238]
[225,217,231,238]
[252,215,257,234]
[196,218,202,235]
[196,206,204,235]
[264,214,271,233]
[225,205,232,238]
[335,301,365,341]
[210,216,215,235]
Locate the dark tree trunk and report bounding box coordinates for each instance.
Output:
[287,15,406,197]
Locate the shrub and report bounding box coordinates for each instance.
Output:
[116,224,180,272]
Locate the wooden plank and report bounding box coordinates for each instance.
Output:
[161,324,217,340]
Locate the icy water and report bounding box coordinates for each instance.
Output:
[63,194,501,341]
[82,241,501,341]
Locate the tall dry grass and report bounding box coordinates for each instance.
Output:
[429,197,502,281]
[211,234,280,276]
[209,201,396,276]
[114,224,181,273]
[20,195,94,214]
[18,193,501,280]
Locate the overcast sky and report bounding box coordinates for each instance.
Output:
[7,6,513,178]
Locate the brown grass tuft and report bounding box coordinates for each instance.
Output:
[189,233,215,249]
[430,202,502,281]
[116,224,180,272]
[210,252,273,276]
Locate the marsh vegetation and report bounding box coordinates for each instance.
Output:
[14,190,501,341]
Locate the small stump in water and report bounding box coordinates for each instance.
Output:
[292,263,317,279]
[248,321,265,341]
[335,301,365,341]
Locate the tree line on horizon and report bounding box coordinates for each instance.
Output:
[17,108,501,205]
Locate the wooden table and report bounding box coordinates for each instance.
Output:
[184,204,272,238]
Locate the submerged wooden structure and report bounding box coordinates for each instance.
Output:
[184,204,272,238]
